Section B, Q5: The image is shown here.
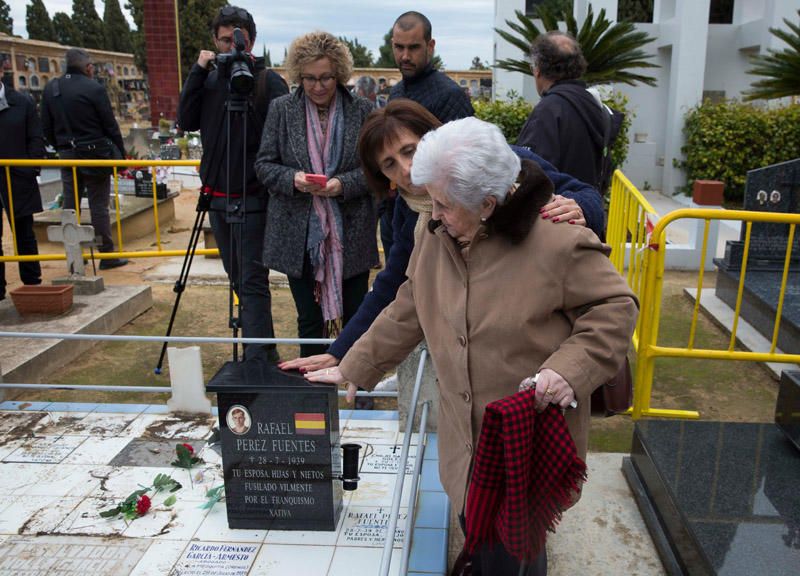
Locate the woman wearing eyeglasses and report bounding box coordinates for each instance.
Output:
[255,32,378,357]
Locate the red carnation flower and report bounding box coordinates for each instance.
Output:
[136,495,151,516]
[181,443,194,454]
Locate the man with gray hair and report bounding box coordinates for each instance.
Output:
[516,31,608,192]
[41,48,128,269]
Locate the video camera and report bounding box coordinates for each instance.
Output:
[215,27,254,96]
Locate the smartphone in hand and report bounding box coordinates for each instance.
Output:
[306,174,328,186]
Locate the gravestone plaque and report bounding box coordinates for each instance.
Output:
[169,542,258,576]
[339,507,406,547]
[717,158,800,272]
[361,444,416,474]
[715,159,800,354]
[2,435,85,464]
[0,535,150,575]
[207,359,342,530]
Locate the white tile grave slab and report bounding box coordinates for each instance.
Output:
[0,535,150,575]
[361,444,416,474]
[249,543,334,575]
[129,539,187,576]
[337,506,407,548]
[168,541,259,576]
[2,435,86,464]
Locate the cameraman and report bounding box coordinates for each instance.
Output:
[177,5,288,361]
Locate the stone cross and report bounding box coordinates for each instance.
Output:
[46,210,95,276]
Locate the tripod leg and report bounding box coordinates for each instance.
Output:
[154,206,206,374]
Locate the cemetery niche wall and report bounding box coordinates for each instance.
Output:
[207,360,352,531]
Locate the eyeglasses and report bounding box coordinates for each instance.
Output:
[220,6,250,20]
[300,75,337,87]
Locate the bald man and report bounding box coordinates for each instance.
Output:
[516,31,608,191]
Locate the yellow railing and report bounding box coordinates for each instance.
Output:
[607,170,800,420]
[0,159,217,263]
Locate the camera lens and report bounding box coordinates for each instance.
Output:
[230,61,254,95]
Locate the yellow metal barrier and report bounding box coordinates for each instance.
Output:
[0,159,215,263]
[606,171,800,421]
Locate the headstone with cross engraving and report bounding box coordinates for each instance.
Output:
[47,210,104,294]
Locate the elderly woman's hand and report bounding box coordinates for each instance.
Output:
[540,195,586,227]
[530,368,576,412]
[304,366,359,403]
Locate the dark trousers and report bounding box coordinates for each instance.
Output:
[0,213,41,298]
[460,514,547,576]
[59,150,115,253]
[288,258,369,358]
[208,195,276,361]
[378,196,396,261]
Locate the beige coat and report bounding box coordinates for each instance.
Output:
[339,217,638,512]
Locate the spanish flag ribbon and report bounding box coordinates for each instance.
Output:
[295,413,326,435]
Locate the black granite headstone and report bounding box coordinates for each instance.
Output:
[715,159,800,354]
[776,370,800,451]
[207,359,343,531]
[623,420,800,575]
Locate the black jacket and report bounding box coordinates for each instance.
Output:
[40,67,126,157]
[0,82,44,216]
[516,80,606,189]
[389,64,474,123]
[178,58,288,196]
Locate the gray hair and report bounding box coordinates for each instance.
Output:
[411,117,520,212]
[355,75,377,97]
[65,48,91,70]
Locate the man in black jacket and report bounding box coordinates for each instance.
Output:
[177,5,288,362]
[379,11,474,257]
[41,48,128,269]
[516,31,608,191]
[0,65,44,299]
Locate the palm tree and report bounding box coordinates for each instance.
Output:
[495,4,659,87]
[744,9,800,101]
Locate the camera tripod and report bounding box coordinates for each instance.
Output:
[154,93,254,374]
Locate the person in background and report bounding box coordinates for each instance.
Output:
[0,60,44,300]
[378,10,474,262]
[516,31,608,192]
[41,48,128,270]
[177,5,288,362]
[255,31,377,358]
[305,117,638,575]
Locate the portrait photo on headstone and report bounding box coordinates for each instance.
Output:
[226,405,252,436]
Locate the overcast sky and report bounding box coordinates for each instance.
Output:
[6,0,495,69]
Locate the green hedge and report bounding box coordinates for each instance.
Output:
[681,101,800,202]
[473,91,632,171]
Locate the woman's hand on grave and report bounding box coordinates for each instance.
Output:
[279,353,339,373]
[304,367,358,403]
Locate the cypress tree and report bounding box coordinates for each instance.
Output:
[124,0,146,72]
[103,0,132,53]
[26,0,56,42]
[177,0,227,81]
[72,0,105,49]
[0,0,14,35]
[53,12,82,47]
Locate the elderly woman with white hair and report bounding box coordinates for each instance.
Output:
[307,117,637,574]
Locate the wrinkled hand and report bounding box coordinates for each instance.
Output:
[197,50,216,69]
[304,366,358,403]
[528,368,576,412]
[540,195,586,227]
[294,171,324,195]
[278,353,339,373]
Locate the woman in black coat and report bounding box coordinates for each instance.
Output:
[0,75,45,299]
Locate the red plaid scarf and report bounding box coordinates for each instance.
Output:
[464,389,587,562]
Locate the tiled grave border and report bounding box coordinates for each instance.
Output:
[0,403,449,575]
